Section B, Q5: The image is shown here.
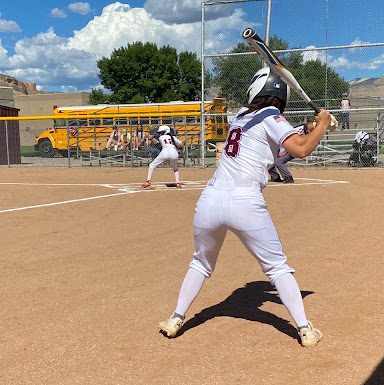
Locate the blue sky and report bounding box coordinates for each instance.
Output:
[0,0,383,92]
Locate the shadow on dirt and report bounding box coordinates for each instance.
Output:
[363,358,384,385]
[178,280,314,341]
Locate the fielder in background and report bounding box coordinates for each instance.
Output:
[159,67,331,347]
[142,125,184,189]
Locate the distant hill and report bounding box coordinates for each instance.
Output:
[349,76,384,103]
[0,73,37,95]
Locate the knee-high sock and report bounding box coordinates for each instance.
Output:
[174,170,180,183]
[147,164,155,181]
[274,273,308,328]
[174,267,206,317]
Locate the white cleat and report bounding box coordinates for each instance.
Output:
[299,321,323,347]
[159,316,183,338]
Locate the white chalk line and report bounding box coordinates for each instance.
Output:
[0,192,130,214]
[0,178,348,214]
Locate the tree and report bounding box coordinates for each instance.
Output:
[213,36,349,109]
[89,88,111,104]
[212,36,289,107]
[92,42,201,104]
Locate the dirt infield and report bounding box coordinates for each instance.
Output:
[0,166,382,385]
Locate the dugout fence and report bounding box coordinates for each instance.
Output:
[1,106,384,168]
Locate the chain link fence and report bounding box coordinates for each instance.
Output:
[0,114,220,168]
[1,0,384,168]
[202,0,384,167]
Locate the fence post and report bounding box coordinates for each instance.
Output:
[5,120,10,167]
[65,119,71,167]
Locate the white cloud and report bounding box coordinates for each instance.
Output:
[0,17,21,32]
[348,38,371,53]
[302,46,328,64]
[68,2,91,15]
[0,2,262,91]
[0,39,9,64]
[68,3,249,57]
[330,55,384,70]
[144,0,227,23]
[50,8,68,18]
[2,28,99,89]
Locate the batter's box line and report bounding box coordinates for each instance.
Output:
[268,177,349,187]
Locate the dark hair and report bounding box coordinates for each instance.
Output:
[238,95,286,118]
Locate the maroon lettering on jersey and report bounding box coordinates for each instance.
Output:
[224,127,242,157]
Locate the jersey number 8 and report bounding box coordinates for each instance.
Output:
[224,127,242,157]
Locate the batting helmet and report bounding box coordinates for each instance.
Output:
[157,125,171,135]
[246,67,290,106]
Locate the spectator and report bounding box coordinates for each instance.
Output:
[340,93,351,130]
[106,125,123,150]
[147,126,162,159]
[134,123,145,151]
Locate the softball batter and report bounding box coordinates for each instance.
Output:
[142,125,184,188]
[159,67,331,347]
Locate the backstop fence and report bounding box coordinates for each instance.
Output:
[1,0,384,168]
[0,108,384,168]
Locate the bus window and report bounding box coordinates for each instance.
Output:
[117,117,128,125]
[162,117,173,125]
[150,117,160,125]
[103,118,114,126]
[54,118,66,127]
[77,119,88,127]
[68,119,79,126]
[89,118,101,126]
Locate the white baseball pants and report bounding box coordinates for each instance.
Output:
[190,184,295,285]
[147,147,179,181]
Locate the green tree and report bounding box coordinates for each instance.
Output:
[212,36,289,107]
[93,42,201,104]
[213,36,349,109]
[89,88,111,104]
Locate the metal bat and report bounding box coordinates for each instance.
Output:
[242,27,321,114]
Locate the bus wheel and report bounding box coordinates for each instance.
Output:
[38,140,56,158]
[58,150,69,158]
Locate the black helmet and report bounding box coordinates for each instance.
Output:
[246,67,290,106]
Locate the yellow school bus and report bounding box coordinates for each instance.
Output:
[34,99,229,157]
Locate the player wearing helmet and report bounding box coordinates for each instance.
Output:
[142,125,184,188]
[159,67,331,347]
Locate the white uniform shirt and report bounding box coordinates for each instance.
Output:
[159,134,183,149]
[213,106,300,189]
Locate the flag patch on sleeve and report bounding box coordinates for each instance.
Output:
[273,114,288,123]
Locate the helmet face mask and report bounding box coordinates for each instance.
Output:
[246,67,290,108]
[157,125,171,135]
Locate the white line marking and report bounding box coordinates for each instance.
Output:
[0,192,129,214]
[0,178,348,214]
[268,177,349,186]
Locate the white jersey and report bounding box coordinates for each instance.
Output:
[159,134,182,149]
[213,106,300,189]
